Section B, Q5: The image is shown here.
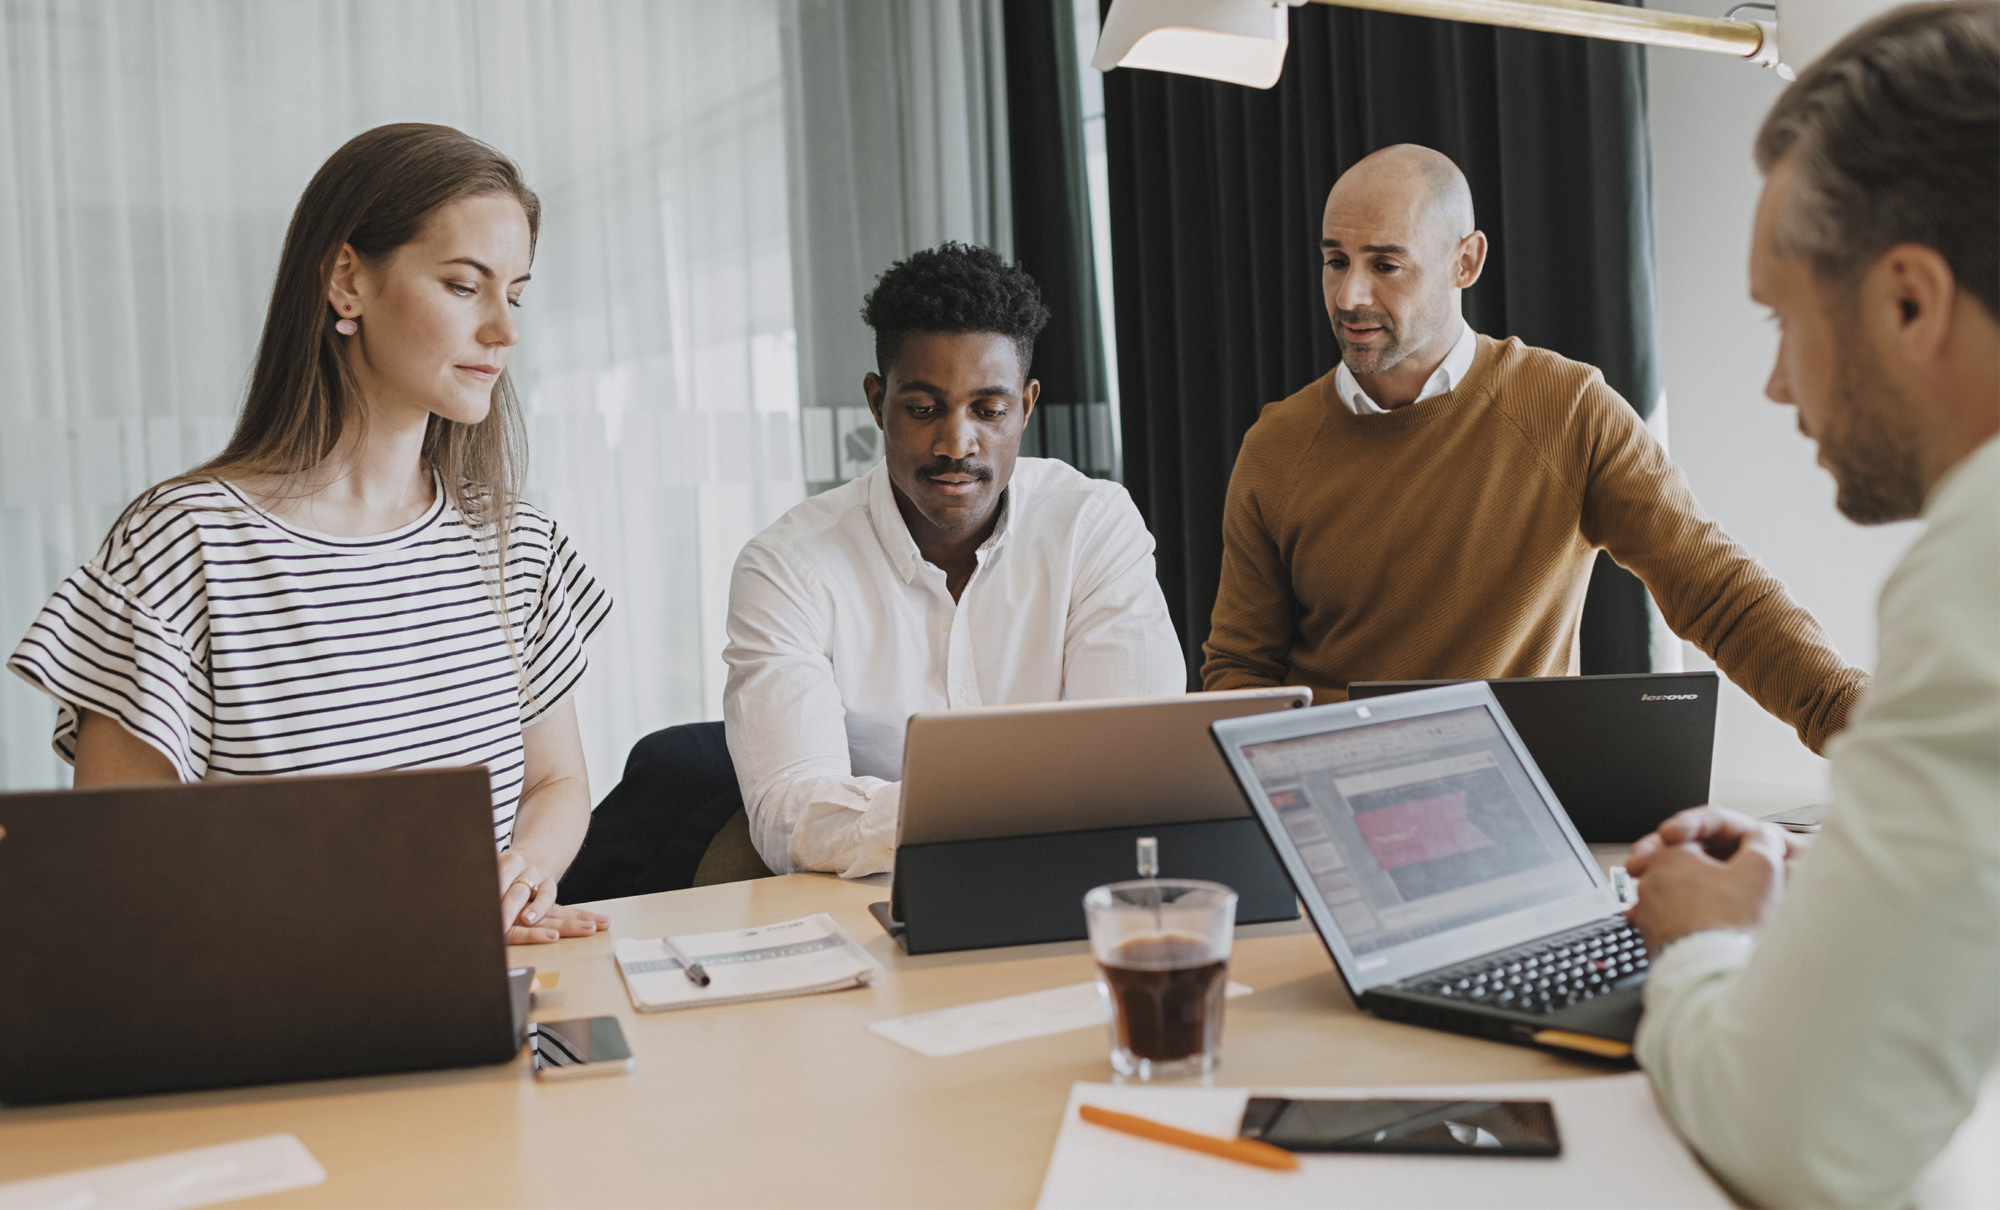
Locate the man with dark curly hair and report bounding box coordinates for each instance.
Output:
[722,243,1184,876]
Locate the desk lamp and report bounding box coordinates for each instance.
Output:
[1092,0,1900,87]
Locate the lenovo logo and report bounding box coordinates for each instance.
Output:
[1641,694,1701,701]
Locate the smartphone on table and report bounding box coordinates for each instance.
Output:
[1239,1098,1560,1156]
[529,1016,635,1080]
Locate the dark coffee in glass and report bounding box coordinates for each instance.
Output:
[1084,880,1238,1079]
[1098,935,1228,1063]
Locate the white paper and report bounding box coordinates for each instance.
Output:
[615,913,881,1011]
[870,980,1253,1058]
[0,1134,325,1210]
[1035,1074,1731,1210]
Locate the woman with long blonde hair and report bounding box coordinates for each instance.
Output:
[9,124,609,944]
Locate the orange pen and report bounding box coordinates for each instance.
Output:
[1078,1104,1301,1171]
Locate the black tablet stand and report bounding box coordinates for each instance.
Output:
[869,816,1300,955]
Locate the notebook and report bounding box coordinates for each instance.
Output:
[613,914,883,1011]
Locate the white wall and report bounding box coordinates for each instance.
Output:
[1645,44,1918,791]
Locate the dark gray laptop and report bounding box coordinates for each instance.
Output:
[1349,672,1719,843]
[1212,683,1649,1059]
[0,768,529,1105]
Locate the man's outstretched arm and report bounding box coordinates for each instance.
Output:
[1578,384,1866,753]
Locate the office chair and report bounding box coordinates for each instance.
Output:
[558,722,772,902]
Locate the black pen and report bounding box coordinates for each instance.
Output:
[660,936,711,987]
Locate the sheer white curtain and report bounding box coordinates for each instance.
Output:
[779,0,1013,491]
[0,0,802,793]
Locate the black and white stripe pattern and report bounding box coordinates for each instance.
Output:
[7,478,610,848]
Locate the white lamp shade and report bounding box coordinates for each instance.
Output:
[1092,0,1292,89]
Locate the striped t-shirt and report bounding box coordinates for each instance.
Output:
[7,478,611,848]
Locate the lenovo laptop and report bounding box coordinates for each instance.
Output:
[876,687,1312,953]
[1349,671,1719,843]
[0,768,529,1105]
[1212,683,1650,1058]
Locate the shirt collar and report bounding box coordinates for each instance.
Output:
[1332,319,1477,415]
[980,481,1017,554]
[863,459,1020,584]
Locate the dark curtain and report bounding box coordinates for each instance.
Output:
[1102,4,1663,685]
[1004,0,1116,478]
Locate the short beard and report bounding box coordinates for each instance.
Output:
[1819,324,1926,524]
[1334,299,1449,376]
[1336,315,1407,374]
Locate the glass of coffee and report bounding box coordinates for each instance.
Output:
[1083,879,1238,1080]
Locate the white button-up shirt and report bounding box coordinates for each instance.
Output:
[1636,434,2000,1209]
[722,457,1186,878]
[1332,319,1477,414]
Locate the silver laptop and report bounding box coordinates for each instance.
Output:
[875,687,1312,952]
[1211,682,1650,1057]
[897,686,1311,845]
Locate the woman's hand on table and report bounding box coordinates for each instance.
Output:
[497,849,609,944]
[510,902,610,945]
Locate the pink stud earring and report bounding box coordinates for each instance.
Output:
[335,318,358,335]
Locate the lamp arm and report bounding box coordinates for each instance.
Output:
[1308,0,1767,58]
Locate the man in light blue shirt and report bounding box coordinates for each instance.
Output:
[1624,5,2000,1207]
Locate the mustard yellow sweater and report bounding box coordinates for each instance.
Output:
[1202,334,1864,753]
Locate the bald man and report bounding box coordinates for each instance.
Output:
[1204,145,1866,756]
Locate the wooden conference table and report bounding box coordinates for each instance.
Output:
[0,869,1644,1208]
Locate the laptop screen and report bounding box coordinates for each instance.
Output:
[1239,704,1596,958]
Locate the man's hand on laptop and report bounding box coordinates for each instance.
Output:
[1624,807,1805,953]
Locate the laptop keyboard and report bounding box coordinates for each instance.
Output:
[1405,919,1649,1015]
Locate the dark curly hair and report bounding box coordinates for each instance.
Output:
[861,241,1052,378]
